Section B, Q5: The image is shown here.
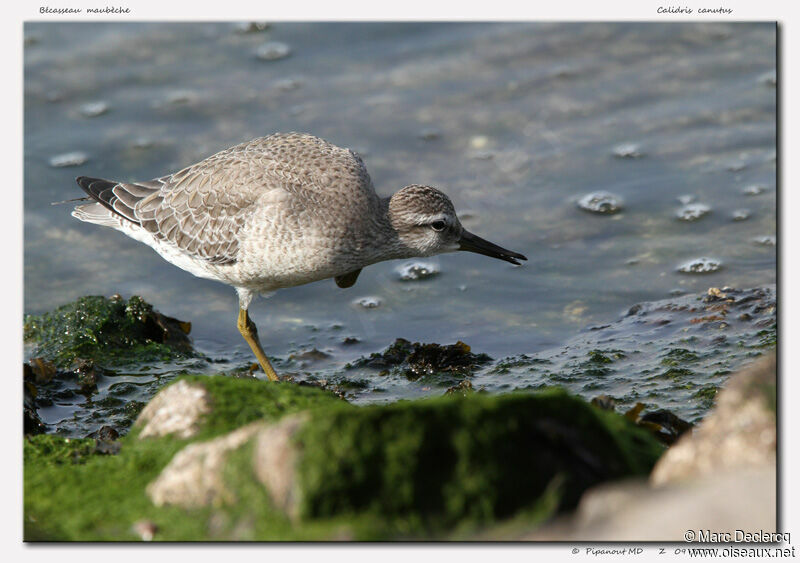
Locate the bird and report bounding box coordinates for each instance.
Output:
[71,132,527,381]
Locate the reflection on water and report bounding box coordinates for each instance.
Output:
[24,22,776,432]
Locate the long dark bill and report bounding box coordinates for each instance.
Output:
[458,230,528,265]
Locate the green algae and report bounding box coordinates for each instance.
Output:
[24,375,345,541]
[660,348,700,367]
[294,388,663,528]
[173,375,347,439]
[24,375,662,541]
[693,385,719,410]
[24,295,193,368]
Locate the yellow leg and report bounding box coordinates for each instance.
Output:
[237,308,279,382]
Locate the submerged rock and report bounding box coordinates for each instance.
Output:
[731,208,751,221]
[514,354,777,541]
[79,101,109,117]
[493,286,775,422]
[577,191,623,215]
[611,143,644,159]
[675,203,711,222]
[677,257,722,274]
[349,338,491,380]
[742,184,767,196]
[396,261,440,281]
[255,41,291,61]
[48,151,88,167]
[232,21,270,33]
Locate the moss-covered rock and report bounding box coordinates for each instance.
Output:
[292,389,662,527]
[24,295,193,368]
[25,375,662,540]
[24,375,344,541]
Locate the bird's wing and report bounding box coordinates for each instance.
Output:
[77,133,377,266]
[133,155,277,265]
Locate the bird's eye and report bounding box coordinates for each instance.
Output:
[430,220,447,232]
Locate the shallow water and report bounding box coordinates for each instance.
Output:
[24,22,776,433]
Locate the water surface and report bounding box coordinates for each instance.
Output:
[24,22,776,432]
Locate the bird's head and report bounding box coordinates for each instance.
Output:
[388,184,527,265]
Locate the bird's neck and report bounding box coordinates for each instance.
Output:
[359,197,415,264]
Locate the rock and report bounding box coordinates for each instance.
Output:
[576,191,623,214]
[24,295,193,369]
[255,42,291,61]
[135,380,211,440]
[79,101,109,117]
[677,256,722,274]
[650,353,775,485]
[48,151,88,167]
[132,520,158,541]
[523,467,775,541]
[612,143,644,158]
[248,389,662,523]
[146,422,264,508]
[396,261,439,281]
[252,414,309,520]
[349,338,492,380]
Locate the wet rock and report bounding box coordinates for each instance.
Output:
[163,90,196,106]
[255,41,291,61]
[288,348,331,366]
[675,203,710,222]
[577,191,623,215]
[651,353,775,485]
[470,150,495,160]
[79,101,109,117]
[27,357,56,384]
[350,338,491,380]
[24,376,47,435]
[132,137,155,149]
[89,425,120,442]
[232,21,270,33]
[752,235,775,246]
[444,379,475,396]
[677,257,722,274]
[396,261,439,281]
[353,296,381,309]
[24,294,193,369]
[274,77,302,91]
[590,395,616,411]
[135,380,211,440]
[49,151,88,167]
[624,404,693,446]
[731,208,751,221]
[611,143,644,159]
[758,70,776,87]
[418,128,441,141]
[501,286,775,422]
[742,184,766,196]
